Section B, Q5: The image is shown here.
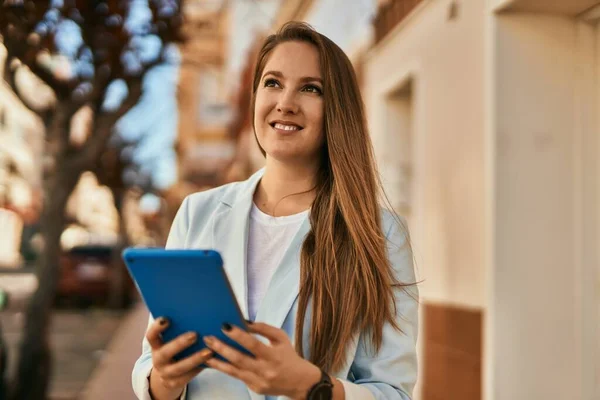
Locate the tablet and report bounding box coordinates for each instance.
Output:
[122,248,252,364]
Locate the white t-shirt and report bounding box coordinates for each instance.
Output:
[245,203,376,400]
[246,203,308,320]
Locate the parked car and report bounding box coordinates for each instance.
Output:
[58,245,134,308]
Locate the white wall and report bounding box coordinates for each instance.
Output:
[491,12,599,400]
[303,0,376,53]
[365,0,487,309]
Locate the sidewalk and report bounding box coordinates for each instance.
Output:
[1,307,125,400]
[80,302,149,400]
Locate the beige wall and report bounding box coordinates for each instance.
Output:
[365,0,486,309]
[492,0,600,15]
[367,2,599,399]
[491,12,599,400]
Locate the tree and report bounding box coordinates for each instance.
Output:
[0,1,183,398]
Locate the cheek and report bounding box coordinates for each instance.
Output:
[253,103,267,133]
[254,94,274,128]
[306,102,325,141]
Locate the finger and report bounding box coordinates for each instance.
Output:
[162,348,214,379]
[203,336,260,373]
[204,357,260,387]
[146,317,169,350]
[161,365,204,390]
[246,322,287,344]
[221,324,271,359]
[155,331,198,366]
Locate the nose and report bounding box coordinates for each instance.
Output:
[276,89,299,114]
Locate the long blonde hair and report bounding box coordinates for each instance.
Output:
[251,22,413,373]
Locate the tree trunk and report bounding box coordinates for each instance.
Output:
[9,164,81,400]
[108,189,129,309]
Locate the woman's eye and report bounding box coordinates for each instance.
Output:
[303,85,323,95]
[264,78,280,88]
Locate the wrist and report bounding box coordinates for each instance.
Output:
[149,368,185,400]
[291,362,322,400]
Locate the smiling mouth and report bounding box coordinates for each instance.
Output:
[270,122,303,132]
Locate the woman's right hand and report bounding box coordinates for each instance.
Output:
[146,317,214,399]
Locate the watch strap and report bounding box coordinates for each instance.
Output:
[306,369,333,400]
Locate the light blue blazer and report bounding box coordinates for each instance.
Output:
[132,168,419,400]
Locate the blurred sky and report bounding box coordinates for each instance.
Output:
[48,0,181,192]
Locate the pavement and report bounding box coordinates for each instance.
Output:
[0,258,151,400]
[80,302,149,400]
[1,302,152,400]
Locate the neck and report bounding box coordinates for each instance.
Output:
[255,157,319,216]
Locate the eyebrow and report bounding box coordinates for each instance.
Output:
[262,70,323,85]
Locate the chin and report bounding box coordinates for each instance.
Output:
[265,149,301,162]
[262,145,307,162]
[259,137,322,164]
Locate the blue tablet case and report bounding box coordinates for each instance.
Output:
[122,248,252,364]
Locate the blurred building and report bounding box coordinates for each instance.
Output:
[365,0,600,399]
[0,43,45,268]
[175,0,237,192]
[63,172,120,250]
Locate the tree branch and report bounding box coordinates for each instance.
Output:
[70,79,143,171]
[2,62,49,118]
[25,59,72,99]
[2,47,14,87]
[1,35,71,99]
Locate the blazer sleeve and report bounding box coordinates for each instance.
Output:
[131,197,191,400]
[348,215,419,399]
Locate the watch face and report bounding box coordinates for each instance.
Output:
[312,384,333,400]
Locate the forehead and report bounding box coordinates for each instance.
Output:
[263,41,321,79]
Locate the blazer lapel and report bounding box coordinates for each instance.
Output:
[212,169,264,320]
[211,167,312,331]
[254,217,311,330]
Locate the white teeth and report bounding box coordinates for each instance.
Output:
[274,123,299,131]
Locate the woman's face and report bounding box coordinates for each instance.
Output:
[254,41,325,164]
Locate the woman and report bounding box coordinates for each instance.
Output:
[132,22,418,400]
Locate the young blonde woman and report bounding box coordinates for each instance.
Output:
[132,22,418,400]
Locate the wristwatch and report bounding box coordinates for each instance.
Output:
[306,369,333,400]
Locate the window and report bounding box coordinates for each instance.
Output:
[384,79,414,221]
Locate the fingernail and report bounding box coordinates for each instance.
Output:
[201,348,213,357]
[158,317,168,326]
[186,332,197,342]
[222,322,232,332]
[203,336,214,344]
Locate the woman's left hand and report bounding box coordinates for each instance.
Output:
[203,321,322,399]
